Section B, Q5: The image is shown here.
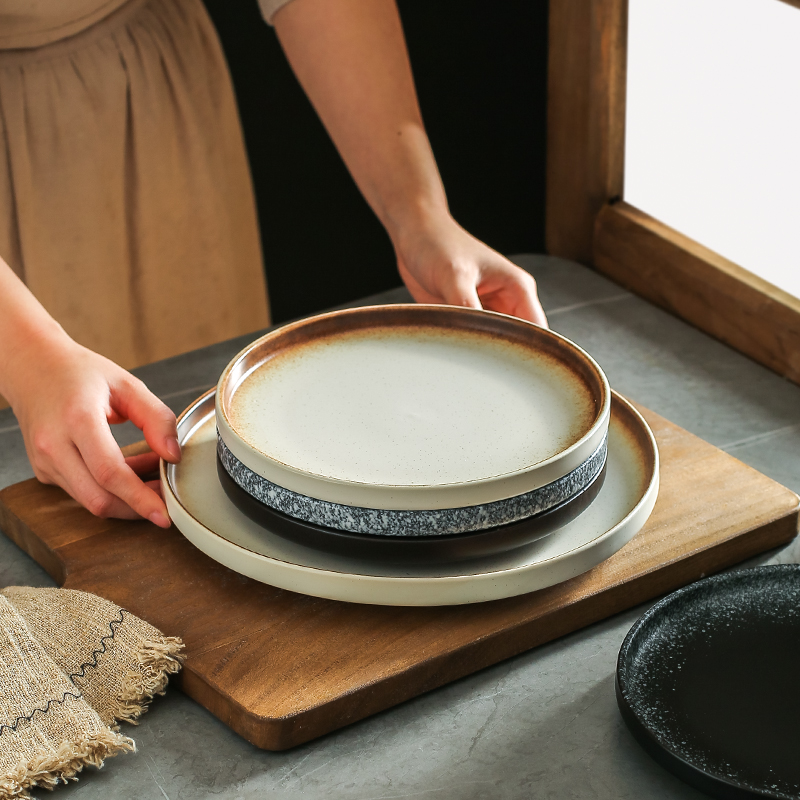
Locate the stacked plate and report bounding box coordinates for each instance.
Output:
[162,304,660,606]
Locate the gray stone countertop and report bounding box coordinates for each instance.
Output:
[1,255,798,799]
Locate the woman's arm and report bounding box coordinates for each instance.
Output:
[272,0,548,325]
[0,258,179,527]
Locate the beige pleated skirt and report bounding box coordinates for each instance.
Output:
[0,0,271,372]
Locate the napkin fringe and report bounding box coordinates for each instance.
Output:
[113,637,185,726]
[0,728,135,800]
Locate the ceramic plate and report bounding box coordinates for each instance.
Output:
[215,305,610,512]
[216,432,608,536]
[617,565,800,800]
[215,456,607,564]
[162,389,658,606]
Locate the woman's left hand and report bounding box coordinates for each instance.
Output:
[394,214,548,327]
[274,0,548,328]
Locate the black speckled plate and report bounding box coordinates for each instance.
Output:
[217,456,606,565]
[616,565,800,800]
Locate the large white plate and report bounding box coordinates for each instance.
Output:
[162,390,658,606]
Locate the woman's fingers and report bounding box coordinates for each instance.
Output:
[10,334,176,524]
[394,217,548,326]
[43,441,145,521]
[34,427,170,526]
[125,450,162,476]
[144,478,165,500]
[73,413,171,527]
[76,420,170,528]
[440,264,483,310]
[412,255,549,328]
[112,377,181,464]
[478,264,549,327]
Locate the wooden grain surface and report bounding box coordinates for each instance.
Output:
[546,0,800,388]
[0,403,797,750]
[545,0,627,263]
[594,202,800,385]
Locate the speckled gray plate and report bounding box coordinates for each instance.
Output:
[215,305,610,524]
[616,565,800,799]
[216,432,608,536]
[216,455,607,564]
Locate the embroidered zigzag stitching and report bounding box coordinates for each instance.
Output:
[68,608,127,683]
[0,608,128,735]
[0,692,84,736]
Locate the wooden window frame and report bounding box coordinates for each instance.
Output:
[546,0,800,385]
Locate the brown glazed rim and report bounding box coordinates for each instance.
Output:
[215,304,611,509]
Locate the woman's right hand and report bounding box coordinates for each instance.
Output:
[0,256,180,525]
[5,334,180,527]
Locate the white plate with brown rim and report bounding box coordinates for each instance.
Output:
[215,304,611,535]
[162,390,658,606]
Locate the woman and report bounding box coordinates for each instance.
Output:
[0,0,547,526]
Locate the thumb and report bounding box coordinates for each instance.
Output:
[112,377,181,463]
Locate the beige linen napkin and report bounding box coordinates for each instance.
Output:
[3,587,184,728]
[0,595,133,798]
[0,588,184,799]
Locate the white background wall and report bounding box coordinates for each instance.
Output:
[625,0,800,299]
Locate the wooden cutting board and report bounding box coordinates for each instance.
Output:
[0,402,797,751]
